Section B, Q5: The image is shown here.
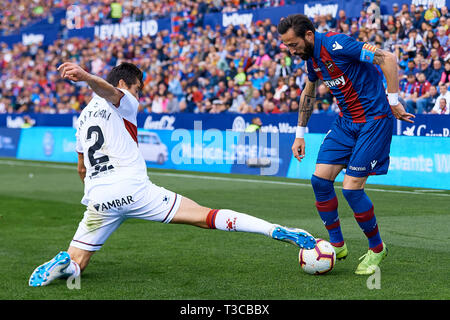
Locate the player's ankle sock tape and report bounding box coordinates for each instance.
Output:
[206,209,219,229]
[342,189,382,250]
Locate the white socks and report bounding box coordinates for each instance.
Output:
[64,260,81,277]
[206,209,274,237]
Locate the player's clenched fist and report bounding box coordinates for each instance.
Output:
[57,62,91,82]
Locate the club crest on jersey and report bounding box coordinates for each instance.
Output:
[325,60,334,73]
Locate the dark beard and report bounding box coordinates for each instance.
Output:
[299,40,314,60]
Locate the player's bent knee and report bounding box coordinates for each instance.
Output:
[314,164,344,181]
[311,174,335,194]
[170,197,211,228]
[342,175,367,190]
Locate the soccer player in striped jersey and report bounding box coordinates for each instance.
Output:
[28,62,315,287]
[278,14,415,275]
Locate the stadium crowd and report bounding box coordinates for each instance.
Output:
[0,1,449,115]
[0,0,289,36]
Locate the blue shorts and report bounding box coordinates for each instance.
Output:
[316,115,394,177]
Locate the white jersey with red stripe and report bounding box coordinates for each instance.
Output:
[75,88,148,205]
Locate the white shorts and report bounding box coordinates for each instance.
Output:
[70,179,182,251]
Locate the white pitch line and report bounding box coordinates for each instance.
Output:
[1,159,449,197]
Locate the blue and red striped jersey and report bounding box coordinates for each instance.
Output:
[306,32,391,123]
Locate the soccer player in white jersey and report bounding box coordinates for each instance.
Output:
[28,62,316,287]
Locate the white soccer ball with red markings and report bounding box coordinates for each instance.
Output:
[299,239,336,275]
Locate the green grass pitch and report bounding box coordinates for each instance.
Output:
[0,158,449,300]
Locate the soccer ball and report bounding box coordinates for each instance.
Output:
[299,239,336,275]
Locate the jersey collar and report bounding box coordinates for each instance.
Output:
[312,31,323,60]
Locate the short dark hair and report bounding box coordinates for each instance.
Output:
[277,14,315,38]
[106,62,143,89]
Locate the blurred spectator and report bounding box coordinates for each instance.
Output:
[427,60,445,86]
[248,89,265,112]
[21,115,34,128]
[405,29,424,56]
[440,60,450,86]
[228,89,247,113]
[431,84,450,114]
[400,72,419,106]
[166,92,180,113]
[110,2,123,24]
[436,26,449,46]
[423,85,440,113]
[405,72,431,114]
[418,58,430,75]
[412,8,425,29]
[273,78,288,102]
[404,59,419,74]
[431,38,446,59]
[392,3,401,19]
[424,3,441,27]
[431,97,448,114]
[336,9,351,32]
[245,116,262,132]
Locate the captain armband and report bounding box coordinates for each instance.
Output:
[360,43,377,64]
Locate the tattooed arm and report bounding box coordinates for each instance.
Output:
[298,79,317,127]
[372,49,415,123]
[373,49,399,96]
[292,79,316,162]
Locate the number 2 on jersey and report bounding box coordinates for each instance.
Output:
[87,125,109,167]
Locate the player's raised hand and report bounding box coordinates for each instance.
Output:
[57,62,91,82]
[390,103,415,123]
[292,138,306,162]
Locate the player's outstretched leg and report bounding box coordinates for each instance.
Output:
[170,197,316,249]
[311,174,347,260]
[29,251,80,287]
[269,224,316,249]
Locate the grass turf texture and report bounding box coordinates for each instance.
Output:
[0,158,449,300]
